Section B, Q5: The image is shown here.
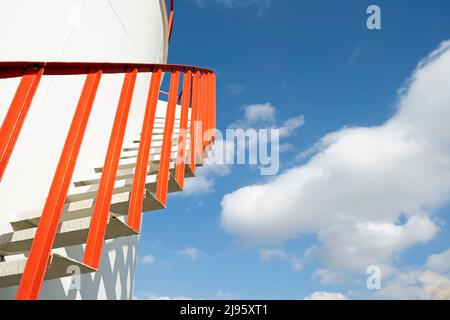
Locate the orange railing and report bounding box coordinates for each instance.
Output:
[0,61,216,299]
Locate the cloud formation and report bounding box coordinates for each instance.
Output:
[178,246,205,261]
[259,248,302,271]
[229,103,304,137]
[221,41,450,271]
[141,254,156,265]
[304,291,348,300]
[378,266,450,300]
[182,139,234,196]
[226,83,246,96]
[426,249,450,274]
[193,0,271,12]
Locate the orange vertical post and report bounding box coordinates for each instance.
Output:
[189,71,200,174]
[212,73,216,141]
[206,72,213,146]
[16,69,102,300]
[127,69,162,232]
[203,73,209,147]
[0,67,44,181]
[200,72,210,153]
[83,68,138,269]
[196,73,206,164]
[156,71,180,206]
[175,70,192,189]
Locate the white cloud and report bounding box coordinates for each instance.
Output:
[348,45,362,64]
[221,41,450,271]
[259,248,302,271]
[183,174,215,195]
[312,269,346,285]
[140,292,193,300]
[426,249,450,274]
[181,139,233,196]
[229,103,304,138]
[279,143,295,153]
[230,103,276,128]
[215,291,234,300]
[377,269,450,300]
[138,291,235,300]
[193,0,271,12]
[141,254,156,265]
[290,257,303,272]
[279,115,305,137]
[226,83,246,96]
[304,291,348,300]
[178,247,204,261]
[259,248,288,260]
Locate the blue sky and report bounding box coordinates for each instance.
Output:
[134,0,450,300]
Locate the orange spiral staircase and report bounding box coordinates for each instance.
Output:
[0,61,216,300]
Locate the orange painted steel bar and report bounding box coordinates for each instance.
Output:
[0,67,43,181]
[127,69,162,232]
[175,71,192,189]
[202,73,209,149]
[212,73,217,141]
[16,69,102,300]
[206,72,213,146]
[156,71,180,206]
[196,74,205,165]
[210,73,216,142]
[0,62,213,79]
[189,71,201,174]
[83,68,138,269]
[200,72,210,157]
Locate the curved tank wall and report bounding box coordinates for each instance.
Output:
[0,0,169,299]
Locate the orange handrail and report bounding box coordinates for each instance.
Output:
[168,0,175,42]
[0,61,216,299]
[0,61,213,78]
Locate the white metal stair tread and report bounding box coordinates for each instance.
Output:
[66,171,181,203]
[10,172,185,231]
[94,151,179,173]
[0,214,138,256]
[123,137,189,152]
[74,163,195,187]
[0,253,96,289]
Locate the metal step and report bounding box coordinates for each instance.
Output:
[10,172,185,231]
[0,253,96,289]
[0,214,137,256]
[94,151,178,173]
[121,142,181,156]
[125,133,184,148]
[121,138,190,158]
[67,171,182,203]
[75,163,194,188]
[109,189,165,214]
